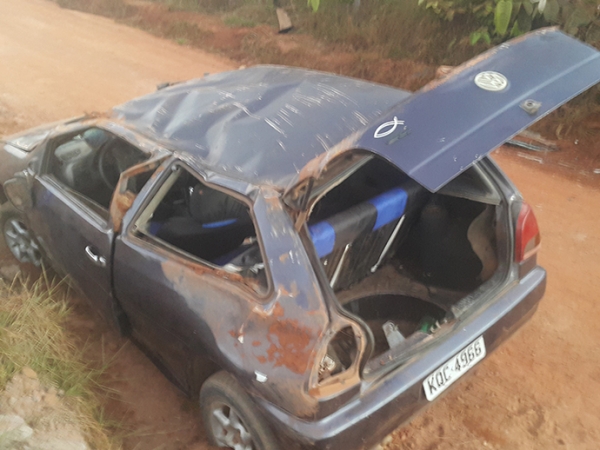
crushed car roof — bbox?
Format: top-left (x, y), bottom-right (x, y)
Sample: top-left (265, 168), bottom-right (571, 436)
top-left (113, 29), bottom-right (600, 193)
top-left (112, 66), bottom-right (410, 188)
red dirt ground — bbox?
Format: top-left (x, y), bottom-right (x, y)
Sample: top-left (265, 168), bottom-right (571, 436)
top-left (1, 1), bottom-right (599, 449)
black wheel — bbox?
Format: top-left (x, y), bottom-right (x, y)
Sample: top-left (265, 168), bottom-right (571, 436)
top-left (0, 203), bottom-right (42, 267)
top-left (200, 371), bottom-right (278, 450)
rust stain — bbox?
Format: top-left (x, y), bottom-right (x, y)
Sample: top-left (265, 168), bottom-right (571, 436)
top-left (278, 281), bottom-right (299, 299)
top-left (264, 192), bottom-right (282, 213)
top-left (291, 132), bottom-right (360, 190)
top-left (251, 303), bottom-right (279, 319)
top-left (148, 162), bottom-right (168, 180)
top-left (249, 302), bottom-right (314, 373)
top-left (279, 252), bottom-right (290, 263)
top-left (164, 256), bottom-right (260, 290)
top-left (110, 155), bottom-right (168, 232)
top-left (272, 302), bottom-right (285, 318)
top-left (126, 159), bottom-right (161, 177)
top-left (110, 190), bottom-right (136, 233)
top-left (266, 317), bottom-right (313, 374)
top-left (278, 284), bottom-right (291, 297)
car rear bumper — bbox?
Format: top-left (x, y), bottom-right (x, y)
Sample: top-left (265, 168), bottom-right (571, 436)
top-left (257, 266), bottom-right (546, 450)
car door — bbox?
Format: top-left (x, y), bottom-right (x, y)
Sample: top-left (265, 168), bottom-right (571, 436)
top-left (27, 126), bottom-right (150, 323)
top-left (31, 176), bottom-right (115, 319)
top-left (112, 160), bottom-right (269, 393)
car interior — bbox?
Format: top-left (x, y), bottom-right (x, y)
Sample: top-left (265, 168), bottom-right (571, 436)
top-left (47, 127), bottom-right (148, 212)
top-left (134, 166), bottom-right (267, 288)
top-left (307, 156), bottom-right (502, 374)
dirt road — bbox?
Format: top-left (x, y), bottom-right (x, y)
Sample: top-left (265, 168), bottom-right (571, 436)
top-left (0, 0), bottom-right (232, 133)
top-left (1, 1), bottom-right (599, 449)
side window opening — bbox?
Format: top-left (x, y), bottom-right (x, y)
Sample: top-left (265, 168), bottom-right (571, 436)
top-left (134, 165), bottom-right (266, 289)
top-left (47, 127), bottom-right (147, 210)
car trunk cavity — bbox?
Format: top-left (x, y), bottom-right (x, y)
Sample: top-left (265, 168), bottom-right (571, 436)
top-left (303, 155), bottom-right (509, 379)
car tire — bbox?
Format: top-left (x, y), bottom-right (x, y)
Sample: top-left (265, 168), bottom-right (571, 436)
top-left (0, 202), bottom-right (43, 267)
top-left (200, 371), bottom-right (278, 450)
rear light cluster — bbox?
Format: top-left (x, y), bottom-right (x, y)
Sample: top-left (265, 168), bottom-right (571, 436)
top-left (309, 325), bottom-right (364, 401)
top-left (317, 326), bottom-right (357, 383)
top-left (515, 202), bottom-right (541, 263)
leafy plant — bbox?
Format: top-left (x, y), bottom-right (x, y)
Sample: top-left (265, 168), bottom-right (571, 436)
top-left (308, 0), bottom-right (320, 12)
top-left (418, 0), bottom-right (600, 45)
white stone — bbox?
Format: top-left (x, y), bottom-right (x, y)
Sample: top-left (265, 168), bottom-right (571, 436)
top-left (26, 437), bottom-right (89, 450)
top-left (0, 414), bottom-right (34, 445)
top-left (0, 264), bottom-right (20, 281)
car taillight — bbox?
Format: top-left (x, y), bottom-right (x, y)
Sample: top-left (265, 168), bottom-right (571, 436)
top-left (515, 202), bottom-right (541, 263)
top-left (309, 325), bottom-right (364, 400)
top-left (317, 326), bottom-right (357, 383)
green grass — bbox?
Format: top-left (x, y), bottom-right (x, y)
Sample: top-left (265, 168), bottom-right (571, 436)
top-left (56, 0), bottom-right (135, 18)
top-left (0, 274), bottom-right (119, 449)
top-left (50, 0), bottom-right (600, 141)
top-left (223, 15), bottom-right (256, 28)
top-left (164, 20), bottom-right (212, 46)
top-left (223, 3), bottom-right (276, 28)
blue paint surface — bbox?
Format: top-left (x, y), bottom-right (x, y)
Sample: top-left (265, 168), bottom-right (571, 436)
top-left (309, 221), bottom-right (336, 258)
top-left (202, 218), bottom-right (238, 228)
top-left (370, 188), bottom-right (407, 230)
top-left (356, 29), bottom-right (600, 191)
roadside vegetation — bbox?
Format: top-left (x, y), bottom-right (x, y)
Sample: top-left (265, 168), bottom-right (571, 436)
top-left (0, 275), bottom-right (120, 449)
top-left (158, 0), bottom-right (600, 63)
top-left (52, 0), bottom-right (599, 139)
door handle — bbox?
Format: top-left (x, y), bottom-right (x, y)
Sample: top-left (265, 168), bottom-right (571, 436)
top-left (85, 245), bottom-right (107, 268)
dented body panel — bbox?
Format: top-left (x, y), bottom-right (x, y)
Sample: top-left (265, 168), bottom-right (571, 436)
top-left (113, 169), bottom-right (332, 416)
top-left (112, 65), bottom-right (410, 189)
top-left (258, 268), bottom-right (546, 449)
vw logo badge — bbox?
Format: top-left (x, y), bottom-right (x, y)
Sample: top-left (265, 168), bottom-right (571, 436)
top-left (474, 71), bottom-right (508, 92)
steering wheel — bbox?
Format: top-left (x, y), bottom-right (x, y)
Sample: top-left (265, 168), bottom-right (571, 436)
top-left (97, 143), bottom-right (122, 190)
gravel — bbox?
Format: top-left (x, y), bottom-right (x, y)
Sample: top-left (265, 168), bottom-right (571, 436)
top-left (0, 368), bottom-right (89, 450)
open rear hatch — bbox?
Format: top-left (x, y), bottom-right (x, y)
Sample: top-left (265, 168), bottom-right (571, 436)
top-left (299, 29), bottom-right (600, 381)
top-left (357, 28), bottom-right (600, 191)
top-left (286, 28), bottom-right (600, 198)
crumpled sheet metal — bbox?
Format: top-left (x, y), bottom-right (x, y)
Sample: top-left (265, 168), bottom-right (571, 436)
top-left (112, 65), bottom-right (409, 190)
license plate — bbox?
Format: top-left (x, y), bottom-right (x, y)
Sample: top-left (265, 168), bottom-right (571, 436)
top-left (423, 336), bottom-right (486, 401)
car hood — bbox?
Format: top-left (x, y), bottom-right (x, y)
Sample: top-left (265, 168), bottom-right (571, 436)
top-left (291, 28), bottom-right (600, 194)
top-left (2, 126), bottom-right (53, 152)
top-left (1, 116), bottom-right (88, 152)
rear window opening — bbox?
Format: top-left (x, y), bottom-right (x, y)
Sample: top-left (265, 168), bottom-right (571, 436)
top-left (305, 156), bottom-right (507, 363)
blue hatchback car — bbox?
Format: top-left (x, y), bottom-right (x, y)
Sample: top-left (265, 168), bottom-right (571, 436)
top-left (1, 28), bottom-right (599, 450)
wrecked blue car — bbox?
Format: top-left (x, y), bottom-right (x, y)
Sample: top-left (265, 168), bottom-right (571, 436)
top-left (1, 29), bottom-right (599, 450)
